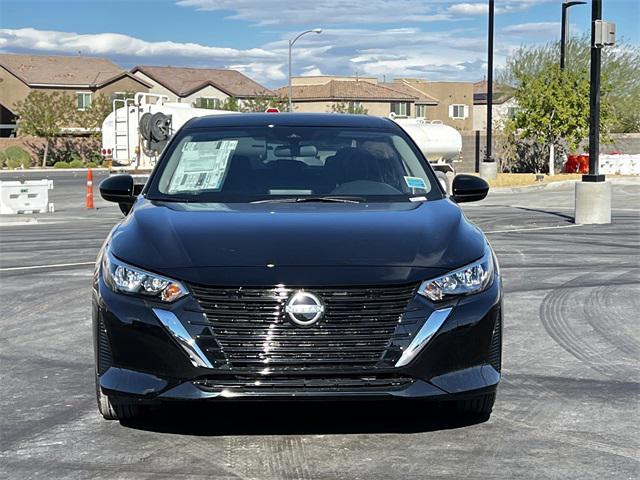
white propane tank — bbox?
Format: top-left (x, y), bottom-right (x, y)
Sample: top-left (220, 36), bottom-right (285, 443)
top-left (390, 115), bottom-right (462, 164)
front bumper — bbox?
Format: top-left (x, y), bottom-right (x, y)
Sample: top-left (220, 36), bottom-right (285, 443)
top-left (93, 273), bottom-right (502, 402)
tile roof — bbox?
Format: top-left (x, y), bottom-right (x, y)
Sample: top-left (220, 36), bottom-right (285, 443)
top-left (275, 80), bottom-right (416, 101)
top-left (473, 79), bottom-right (514, 104)
top-left (379, 81), bottom-right (439, 104)
top-left (132, 65), bottom-right (272, 98)
top-left (0, 53), bottom-right (147, 87)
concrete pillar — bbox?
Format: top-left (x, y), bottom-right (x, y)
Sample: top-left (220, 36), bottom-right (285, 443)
top-left (479, 162), bottom-right (498, 181)
top-left (574, 181), bottom-right (611, 224)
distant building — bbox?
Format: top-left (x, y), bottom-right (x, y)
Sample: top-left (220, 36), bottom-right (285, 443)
top-left (379, 80), bottom-right (439, 118)
top-left (473, 80), bottom-right (517, 131)
top-left (130, 65), bottom-right (273, 108)
top-left (399, 79), bottom-right (475, 132)
top-left (279, 75), bottom-right (438, 117)
top-left (0, 53), bottom-right (151, 136)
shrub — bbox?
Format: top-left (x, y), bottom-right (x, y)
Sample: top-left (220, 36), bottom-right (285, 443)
top-left (69, 159), bottom-right (84, 168)
top-left (27, 137), bottom-right (100, 166)
top-left (86, 150), bottom-right (103, 166)
top-left (3, 146), bottom-right (32, 169)
top-left (87, 161), bottom-right (99, 168)
top-left (53, 161), bottom-right (71, 169)
top-left (6, 157), bottom-right (23, 169)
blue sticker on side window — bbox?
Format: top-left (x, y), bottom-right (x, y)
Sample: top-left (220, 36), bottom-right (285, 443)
top-left (404, 176), bottom-right (427, 190)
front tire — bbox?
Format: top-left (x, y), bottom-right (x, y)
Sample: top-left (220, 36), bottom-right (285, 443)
top-left (95, 374), bottom-right (145, 421)
top-left (454, 392), bottom-right (495, 417)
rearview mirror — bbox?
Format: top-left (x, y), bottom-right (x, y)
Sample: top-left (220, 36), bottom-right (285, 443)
top-left (451, 174), bottom-right (489, 203)
top-left (100, 175), bottom-right (136, 213)
top-left (274, 145), bottom-right (318, 157)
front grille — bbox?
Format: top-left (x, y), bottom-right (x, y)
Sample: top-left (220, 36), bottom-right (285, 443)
top-left (189, 283), bottom-right (418, 373)
top-left (194, 375), bottom-right (414, 392)
top-left (488, 315), bottom-right (502, 372)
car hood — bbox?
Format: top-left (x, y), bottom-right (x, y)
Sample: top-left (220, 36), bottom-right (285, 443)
top-left (110, 198), bottom-right (486, 284)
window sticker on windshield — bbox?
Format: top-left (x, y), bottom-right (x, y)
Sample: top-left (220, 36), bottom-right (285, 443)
top-left (404, 176), bottom-right (427, 190)
top-left (168, 140), bottom-right (238, 193)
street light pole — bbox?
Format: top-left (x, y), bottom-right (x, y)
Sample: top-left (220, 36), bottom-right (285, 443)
top-left (574, 0), bottom-right (612, 225)
top-left (479, 0), bottom-right (497, 180)
top-left (288, 28), bottom-right (322, 112)
top-left (586, 0), bottom-right (603, 181)
top-left (560, 1), bottom-right (586, 69)
top-left (485, 0), bottom-right (494, 163)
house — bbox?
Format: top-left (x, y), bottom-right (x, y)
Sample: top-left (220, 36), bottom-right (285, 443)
top-left (130, 65), bottom-right (273, 108)
top-left (380, 79), bottom-right (439, 118)
top-left (399, 79), bottom-right (475, 131)
top-left (277, 76), bottom-right (426, 117)
top-left (473, 80), bottom-right (517, 131)
top-left (0, 53), bottom-right (151, 136)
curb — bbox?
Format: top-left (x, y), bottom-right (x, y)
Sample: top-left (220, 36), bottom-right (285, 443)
top-left (490, 180), bottom-right (576, 194)
top-left (0, 168), bottom-right (109, 174)
top-left (490, 176), bottom-right (639, 194)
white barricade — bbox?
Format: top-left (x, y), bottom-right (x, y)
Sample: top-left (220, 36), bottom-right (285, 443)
top-left (599, 154), bottom-right (640, 175)
top-left (0, 180), bottom-right (54, 214)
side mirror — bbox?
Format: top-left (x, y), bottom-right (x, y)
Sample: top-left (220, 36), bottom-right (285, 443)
top-left (451, 174), bottom-right (489, 203)
top-left (100, 175), bottom-right (136, 211)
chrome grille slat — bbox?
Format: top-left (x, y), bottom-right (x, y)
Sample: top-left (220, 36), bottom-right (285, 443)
top-left (189, 283), bottom-right (418, 373)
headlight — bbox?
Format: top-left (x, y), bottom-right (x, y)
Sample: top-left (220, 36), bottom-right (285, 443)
top-left (102, 250), bottom-right (187, 302)
top-left (418, 246), bottom-right (494, 302)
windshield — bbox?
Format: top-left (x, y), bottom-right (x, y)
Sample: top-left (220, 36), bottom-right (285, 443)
top-left (147, 125), bottom-right (441, 203)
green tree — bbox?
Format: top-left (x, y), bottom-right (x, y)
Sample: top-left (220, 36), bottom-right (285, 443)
top-left (330, 101), bottom-right (368, 114)
top-left (77, 93), bottom-right (112, 137)
top-left (219, 96), bottom-right (242, 111)
top-left (14, 91), bottom-right (75, 167)
top-left (500, 35), bottom-right (640, 133)
top-left (242, 95), bottom-right (289, 112)
top-left (505, 64), bottom-right (612, 173)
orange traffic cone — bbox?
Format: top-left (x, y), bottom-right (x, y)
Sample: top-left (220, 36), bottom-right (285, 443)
top-left (86, 168), bottom-right (94, 209)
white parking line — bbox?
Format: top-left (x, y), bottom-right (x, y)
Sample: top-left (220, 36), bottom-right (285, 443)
top-left (485, 224), bottom-right (581, 234)
top-left (0, 261), bottom-right (95, 272)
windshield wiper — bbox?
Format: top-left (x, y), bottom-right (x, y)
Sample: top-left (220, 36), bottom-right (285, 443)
top-left (251, 196), bottom-right (364, 204)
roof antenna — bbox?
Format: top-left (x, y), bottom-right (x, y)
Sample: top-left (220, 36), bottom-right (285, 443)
top-left (356, 71), bottom-right (359, 81)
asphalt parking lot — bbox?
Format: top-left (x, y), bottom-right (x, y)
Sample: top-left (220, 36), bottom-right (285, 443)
top-left (1, 171), bottom-right (639, 479)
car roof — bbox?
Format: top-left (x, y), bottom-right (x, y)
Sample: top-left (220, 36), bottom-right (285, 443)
top-left (183, 112), bottom-right (398, 130)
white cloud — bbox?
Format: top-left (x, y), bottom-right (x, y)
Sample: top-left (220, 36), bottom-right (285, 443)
top-left (300, 66), bottom-right (324, 76)
top-left (0, 28), bottom-right (274, 60)
top-left (228, 62), bottom-right (286, 81)
top-left (503, 22), bottom-right (562, 37)
top-left (176, 0), bottom-right (451, 25)
top-left (448, 3), bottom-right (487, 16)
top-left (176, 0), bottom-right (558, 25)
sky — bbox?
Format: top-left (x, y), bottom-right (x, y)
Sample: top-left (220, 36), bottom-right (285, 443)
top-left (0, 0), bottom-right (638, 88)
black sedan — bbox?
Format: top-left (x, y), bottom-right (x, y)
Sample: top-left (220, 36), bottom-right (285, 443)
top-left (94, 113), bottom-right (502, 421)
